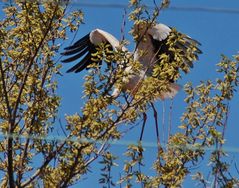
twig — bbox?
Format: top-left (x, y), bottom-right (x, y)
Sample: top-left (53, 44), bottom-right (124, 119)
top-left (0, 59), bottom-right (12, 119)
top-left (84, 141), bottom-right (108, 167)
top-left (15, 3), bottom-right (60, 187)
top-left (17, 122), bottom-right (34, 186)
top-left (60, 141), bottom-right (108, 188)
top-left (21, 141), bottom-right (66, 187)
top-left (0, 58), bottom-right (14, 187)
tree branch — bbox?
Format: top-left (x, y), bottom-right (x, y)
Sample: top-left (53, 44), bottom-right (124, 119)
top-left (0, 58), bottom-right (15, 188)
top-left (20, 141), bottom-right (66, 187)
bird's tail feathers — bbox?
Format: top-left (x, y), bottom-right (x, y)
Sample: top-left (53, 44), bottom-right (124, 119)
top-left (160, 83), bottom-right (181, 100)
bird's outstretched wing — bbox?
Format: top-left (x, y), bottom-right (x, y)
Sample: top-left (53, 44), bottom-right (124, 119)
top-left (133, 23), bottom-right (202, 99)
top-left (148, 23), bottom-right (202, 70)
top-left (61, 29), bottom-right (124, 73)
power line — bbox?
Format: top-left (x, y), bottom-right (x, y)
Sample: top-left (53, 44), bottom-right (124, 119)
top-left (0, 132), bottom-right (239, 153)
top-left (0, 1), bottom-right (239, 15)
top-left (72, 2), bottom-right (239, 15)
top-left (169, 5), bottom-right (239, 14)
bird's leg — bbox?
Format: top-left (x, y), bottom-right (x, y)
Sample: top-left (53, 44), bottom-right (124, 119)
top-left (162, 100), bottom-right (165, 144)
top-left (139, 112), bottom-right (147, 141)
top-left (138, 113), bottom-right (147, 188)
top-left (150, 102), bottom-right (160, 147)
top-left (168, 99), bottom-right (173, 143)
top-left (138, 112), bottom-right (146, 181)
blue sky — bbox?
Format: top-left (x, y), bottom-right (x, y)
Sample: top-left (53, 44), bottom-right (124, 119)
top-left (58, 1), bottom-right (239, 187)
top-left (1, 0), bottom-right (239, 187)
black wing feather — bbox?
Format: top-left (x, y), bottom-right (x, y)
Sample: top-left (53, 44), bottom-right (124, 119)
top-left (61, 40), bottom-right (90, 56)
top-left (61, 46), bottom-right (89, 63)
top-left (66, 52), bottom-right (92, 73)
top-left (62, 31), bottom-right (116, 73)
top-left (61, 32), bottom-right (103, 73)
top-left (150, 36), bottom-right (174, 61)
top-left (150, 31), bottom-right (201, 69)
top-left (64, 33), bottom-right (90, 50)
top-left (177, 39), bottom-right (202, 55)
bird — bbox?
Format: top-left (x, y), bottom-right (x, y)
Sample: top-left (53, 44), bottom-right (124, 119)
top-left (61, 22), bottom-right (201, 99)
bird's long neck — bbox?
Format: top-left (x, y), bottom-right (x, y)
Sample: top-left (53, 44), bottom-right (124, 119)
top-left (134, 35), bottom-right (156, 73)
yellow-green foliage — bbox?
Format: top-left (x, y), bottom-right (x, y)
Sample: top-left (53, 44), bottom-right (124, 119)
top-left (1, 0), bottom-right (239, 187)
top-left (0, 1), bottom-right (84, 187)
top-left (118, 55), bottom-right (239, 188)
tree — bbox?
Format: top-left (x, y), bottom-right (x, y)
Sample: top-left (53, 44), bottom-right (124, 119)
top-left (0, 0), bottom-right (239, 187)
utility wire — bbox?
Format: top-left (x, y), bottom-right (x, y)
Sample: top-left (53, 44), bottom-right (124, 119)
top-left (0, 1), bottom-right (239, 14)
top-left (0, 132), bottom-right (239, 153)
top-left (70, 2), bottom-right (239, 15)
